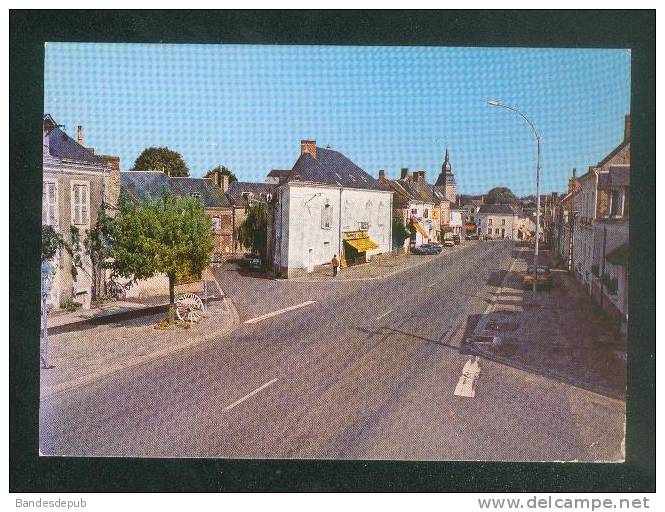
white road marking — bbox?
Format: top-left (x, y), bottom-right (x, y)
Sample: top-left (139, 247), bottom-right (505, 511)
top-left (244, 301), bottom-right (317, 324)
top-left (224, 378), bottom-right (279, 411)
top-left (454, 357), bottom-right (481, 398)
top-left (375, 310), bottom-right (393, 320)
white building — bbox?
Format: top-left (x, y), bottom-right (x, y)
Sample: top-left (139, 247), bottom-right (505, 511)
top-left (448, 208), bottom-right (464, 237)
top-left (273, 141), bottom-right (393, 277)
top-left (477, 204), bottom-right (519, 239)
top-left (42, 114), bottom-right (116, 309)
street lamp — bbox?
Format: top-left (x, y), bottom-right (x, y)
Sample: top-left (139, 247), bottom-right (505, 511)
top-left (487, 99), bottom-right (541, 303)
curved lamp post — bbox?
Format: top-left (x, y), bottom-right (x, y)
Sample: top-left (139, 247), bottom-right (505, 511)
top-left (487, 99), bottom-right (541, 303)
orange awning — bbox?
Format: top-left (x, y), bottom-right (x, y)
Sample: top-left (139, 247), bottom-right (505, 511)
top-left (345, 237), bottom-right (379, 252)
top-left (413, 222), bottom-right (429, 238)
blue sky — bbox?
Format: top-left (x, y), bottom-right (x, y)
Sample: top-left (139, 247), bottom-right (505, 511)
top-left (44, 43), bottom-right (630, 196)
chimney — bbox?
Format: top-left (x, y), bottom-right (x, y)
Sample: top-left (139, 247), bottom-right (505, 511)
top-left (568, 168), bottom-right (577, 194)
top-left (417, 171), bottom-right (426, 183)
top-left (624, 114), bottom-right (631, 141)
top-left (77, 125), bottom-right (83, 145)
top-left (378, 169), bottom-right (385, 180)
top-left (400, 167), bottom-right (411, 180)
top-left (300, 140), bottom-right (317, 159)
top-left (222, 174), bottom-right (229, 193)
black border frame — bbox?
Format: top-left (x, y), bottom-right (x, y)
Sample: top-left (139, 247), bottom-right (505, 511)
top-left (10, 10), bottom-right (655, 492)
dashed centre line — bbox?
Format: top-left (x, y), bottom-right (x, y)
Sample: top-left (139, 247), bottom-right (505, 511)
top-left (244, 301), bottom-right (317, 324)
top-left (224, 378), bottom-right (279, 411)
top-left (375, 310), bottom-right (393, 320)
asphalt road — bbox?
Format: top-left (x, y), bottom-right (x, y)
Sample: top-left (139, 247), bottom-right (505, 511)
top-left (39, 241), bottom-right (625, 461)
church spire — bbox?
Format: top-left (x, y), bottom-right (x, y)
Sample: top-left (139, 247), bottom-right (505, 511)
top-left (443, 147), bottom-right (451, 173)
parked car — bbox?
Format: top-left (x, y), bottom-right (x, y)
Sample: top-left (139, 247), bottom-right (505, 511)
top-left (248, 256), bottom-right (263, 271)
top-left (523, 265), bottom-right (553, 289)
top-left (443, 239), bottom-right (455, 248)
top-left (452, 234), bottom-right (461, 245)
top-left (413, 244), bottom-right (439, 255)
top-left (429, 243), bottom-right (443, 253)
top-left (466, 233), bottom-right (479, 240)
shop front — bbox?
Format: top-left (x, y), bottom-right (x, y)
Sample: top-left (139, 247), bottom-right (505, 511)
top-left (341, 230), bottom-right (380, 267)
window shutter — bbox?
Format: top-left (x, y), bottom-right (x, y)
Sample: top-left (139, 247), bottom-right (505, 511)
top-left (81, 186), bottom-right (88, 224)
top-left (42, 184), bottom-right (47, 224)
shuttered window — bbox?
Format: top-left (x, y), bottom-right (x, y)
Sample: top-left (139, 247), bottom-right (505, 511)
top-left (42, 181), bottom-right (58, 226)
top-left (71, 182), bottom-right (89, 226)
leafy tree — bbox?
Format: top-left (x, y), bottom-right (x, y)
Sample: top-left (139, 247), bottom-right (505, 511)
top-left (132, 147), bottom-right (189, 177)
top-left (237, 203), bottom-right (268, 261)
top-left (485, 187), bottom-right (518, 205)
top-left (41, 225), bottom-right (62, 261)
top-left (107, 193), bottom-right (215, 322)
top-left (392, 218), bottom-right (410, 250)
top-left (205, 165), bottom-right (237, 183)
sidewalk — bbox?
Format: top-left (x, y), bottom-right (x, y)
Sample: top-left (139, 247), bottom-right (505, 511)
top-left (286, 243), bottom-right (473, 282)
top-left (465, 246), bottom-right (627, 400)
top-left (46, 275), bottom-right (223, 334)
top-left (40, 274), bottom-right (239, 399)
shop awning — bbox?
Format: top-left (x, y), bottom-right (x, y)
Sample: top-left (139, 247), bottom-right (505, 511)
top-left (413, 222), bottom-right (429, 238)
top-left (606, 242), bottom-right (629, 266)
top-left (345, 237), bottom-right (380, 252)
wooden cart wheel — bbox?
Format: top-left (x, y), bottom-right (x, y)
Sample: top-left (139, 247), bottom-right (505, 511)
top-left (175, 293), bottom-right (204, 323)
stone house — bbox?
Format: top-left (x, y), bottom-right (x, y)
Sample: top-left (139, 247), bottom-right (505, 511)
top-left (273, 141), bottom-right (393, 278)
top-left (591, 164), bottom-right (629, 333)
top-left (42, 114), bottom-right (119, 310)
top-left (572, 115), bottom-right (630, 289)
top-left (378, 168), bottom-right (441, 248)
top-left (477, 204), bottom-right (520, 239)
top-left (120, 170), bottom-right (234, 259)
top-left (225, 180), bottom-right (276, 255)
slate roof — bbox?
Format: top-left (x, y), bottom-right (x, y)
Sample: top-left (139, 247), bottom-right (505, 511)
top-left (44, 115), bottom-right (106, 166)
top-left (598, 165), bottom-right (630, 189)
top-left (226, 181), bottom-right (276, 207)
top-left (120, 171), bottom-right (231, 208)
top-left (288, 147), bottom-right (383, 190)
top-left (398, 178), bottom-right (439, 203)
top-left (478, 204), bottom-right (520, 215)
top-left (169, 177), bottom-right (231, 208)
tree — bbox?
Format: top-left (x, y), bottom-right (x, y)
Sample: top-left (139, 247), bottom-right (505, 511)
top-left (107, 193), bottom-right (215, 322)
top-left (485, 187), bottom-right (518, 205)
top-left (392, 218), bottom-right (410, 250)
top-left (42, 225), bottom-right (62, 261)
top-left (205, 165), bottom-right (237, 183)
top-left (132, 147), bottom-right (189, 177)
top-left (237, 203), bottom-right (268, 260)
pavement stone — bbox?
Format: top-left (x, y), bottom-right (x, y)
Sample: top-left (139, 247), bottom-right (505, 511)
top-left (40, 287), bottom-right (238, 399)
top-left (286, 243), bottom-right (472, 282)
top-left (466, 246), bottom-right (627, 400)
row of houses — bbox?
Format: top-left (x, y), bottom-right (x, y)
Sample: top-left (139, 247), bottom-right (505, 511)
top-left (551, 115), bottom-right (631, 335)
top-left (41, 111), bottom-right (476, 306)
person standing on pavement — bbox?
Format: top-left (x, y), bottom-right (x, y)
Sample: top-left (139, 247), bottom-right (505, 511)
top-left (331, 255), bottom-right (339, 277)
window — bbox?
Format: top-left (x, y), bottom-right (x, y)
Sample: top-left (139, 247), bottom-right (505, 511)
top-left (212, 216), bottom-right (222, 233)
top-left (411, 208), bottom-right (418, 215)
top-left (321, 203), bottom-right (333, 229)
top-left (495, 228), bottom-right (499, 235)
top-left (610, 190), bottom-right (621, 217)
top-left (190, 192), bottom-right (201, 199)
top-left (502, 218), bottom-right (506, 226)
top-left (487, 227), bottom-right (491, 235)
top-left (424, 208), bottom-right (429, 218)
top-left (71, 181), bottom-right (89, 226)
top-left (488, 218), bottom-right (493, 226)
top-left (43, 181), bottom-right (58, 226)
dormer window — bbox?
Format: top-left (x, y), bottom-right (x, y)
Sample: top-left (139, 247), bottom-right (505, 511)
top-left (190, 192), bottom-right (201, 199)
top-left (242, 192), bottom-right (253, 200)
